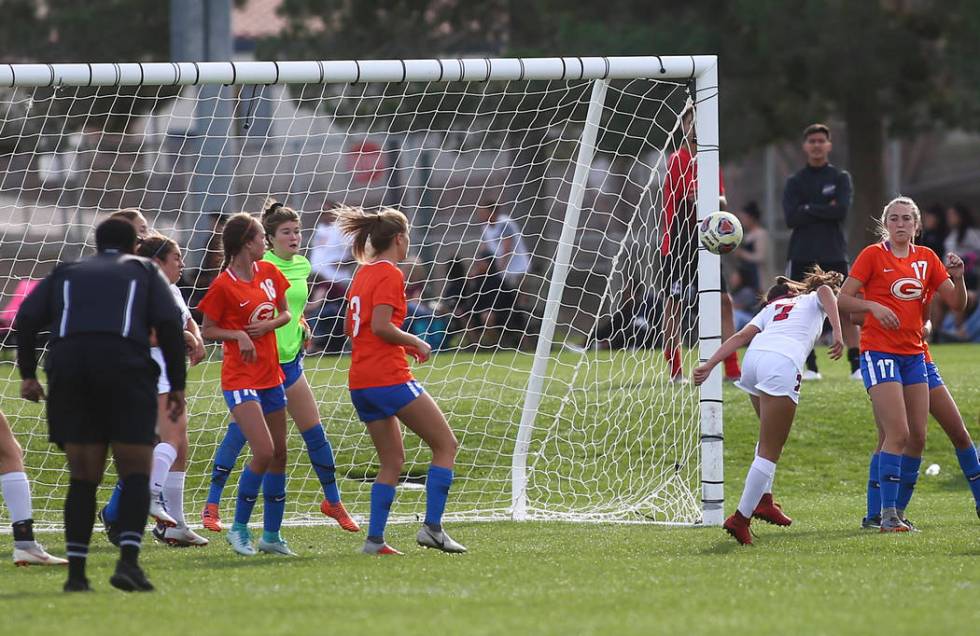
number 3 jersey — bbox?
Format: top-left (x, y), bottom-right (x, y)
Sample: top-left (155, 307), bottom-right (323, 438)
top-left (849, 242), bottom-right (949, 355)
top-left (197, 260), bottom-right (290, 391)
top-left (346, 260), bottom-right (413, 390)
top-left (747, 292), bottom-right (827, 372)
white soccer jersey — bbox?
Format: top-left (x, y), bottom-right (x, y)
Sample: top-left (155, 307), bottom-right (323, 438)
top-left (151, 284), bottom-right (192, 393)
top-left (746, 291), bottom-right (827, 371)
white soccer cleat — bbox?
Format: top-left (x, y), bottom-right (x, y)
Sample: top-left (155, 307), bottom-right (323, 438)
top-left (850, 368), bottom-right (863, 381)
top-left (153, 523), bottom-right (209, 547)
top-left (13, 542), bottom-right (68, 566)
top-left (226, 526), bottom-right (256, 556)
top-left (257, 536), bottom-right (297, 556)
top-left (416, 526), bottom-right (467, 554)
top-left (149, 495), bottom-right (178, 528)
top-left (801, 370), bottom-right (822, 381)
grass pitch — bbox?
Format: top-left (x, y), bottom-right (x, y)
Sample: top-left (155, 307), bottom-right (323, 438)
top-left (1, 345), bottom-right (978, 635)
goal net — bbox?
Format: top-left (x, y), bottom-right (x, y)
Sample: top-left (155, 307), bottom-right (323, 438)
top-left (0, 57), bottom-right (723, 530)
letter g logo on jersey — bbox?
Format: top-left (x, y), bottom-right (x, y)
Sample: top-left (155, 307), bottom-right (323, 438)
top-left (249, 302), bottom-right (276, 324)
top-left (890, 277), bottom-right (924, 300)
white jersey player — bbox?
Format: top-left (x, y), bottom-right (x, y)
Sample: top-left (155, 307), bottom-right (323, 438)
top-left (693, 268), bottom-right (845, 545)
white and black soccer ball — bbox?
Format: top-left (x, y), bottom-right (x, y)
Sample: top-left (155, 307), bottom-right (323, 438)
top-left (698, 211), bottom-right (743, 255)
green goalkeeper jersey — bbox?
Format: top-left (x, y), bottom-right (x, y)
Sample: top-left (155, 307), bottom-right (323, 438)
top-left (263, 251), bottom-right (312, 363)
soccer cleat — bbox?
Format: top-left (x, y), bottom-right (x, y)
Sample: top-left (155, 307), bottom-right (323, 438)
top-left (801, 370), bottom-right (822, 381)
top-left (362, 540), bottom-right (403, 556)
top-left (752, 493), bottom-right (792, 526)
top-left (861, 515), bottom-right (882, 530)
top-left (899, 517), bottom-right (920, 533)
top-left (416, 525), bottom-right (467, 554)
top-left (723, 374), bottom-right (741, 383)
top-left (320, 500), bottom-right (361, 533)
top-left (669, 374), bottom-right (690, 385)
top-left (879, 516), bottom-right (910, 533)
top-left (152, 523), bottom-right (209, 547)
top-left (723, 510), bottom-right (753, 545)
top-left (13, 542), bottom-right (68, 566)
top-left (64, 577), bottom-right (92, 592)
top-left (257, 536), bottom-right (297, 556)
top-left (226, 526), bottom-right (256, 556)
top-left (201, 503), bottom-right (224, 533)
top-left (109, 560), bottom-right (154, 592)
top-left (149, 495), bottom-right (177, 528)
top-left (99, 506), bottom-right (121, 546)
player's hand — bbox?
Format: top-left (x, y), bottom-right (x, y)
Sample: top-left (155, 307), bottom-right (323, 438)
top-left (20, 379), bottom-right (45, 402)
top-left (301, 318), bottom-right (313, 349)
top-left (245, 320), bottom-right (274, 338)
top-left (828, 337), bottom-right (844, 360)
top-left (692, 364), bottom-right (712, 386)
top-left (189, 337), bottom-right (206, 366)
top-left (870, 302), bottom-right (900, 329)
top-left (166, 390), bottom-right (185, 423)
top-left (922, 319), bottom-right (933, 340)
top-left (237, 332), bottom-right (257, 363)
top-left (945, 252), bottom-right (965, 280)
top-left (408, 339), bottom-right (432, 363)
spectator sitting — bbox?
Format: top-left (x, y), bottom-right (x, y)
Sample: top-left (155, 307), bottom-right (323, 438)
top-left (588, 282), bottom-right (656, 350)
top-left (729, 269), bottom-right (761, 331)
top-left (920, 204), bottom-right (948, 259)
top-left (456, 252), bottom-right (524, 349)
top-left (310, 207), bottom-right (354, 295)
top-left (733, 201), bottom-right (770, 291)
top-left (478, 199), bottom-right (531, 288)
top-left (398, 257), bottom-right (451, 352)
top-left (939, 290), bottom-right (980, 343)
top-left (944, 203), bottom-right (980, 288)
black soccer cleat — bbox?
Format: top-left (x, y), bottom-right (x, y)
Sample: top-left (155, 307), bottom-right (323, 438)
top-left (99, 507), bottom-right (121, 547)
top-left (109, 560), bottom-right (154, 592)
top-left (860, 515), bottom-right (881, 530)
top-left (63, 577), bottom-right (92, 592)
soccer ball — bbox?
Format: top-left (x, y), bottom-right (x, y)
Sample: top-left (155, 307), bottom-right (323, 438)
top-left (698, 211), bottom-right (743, 255)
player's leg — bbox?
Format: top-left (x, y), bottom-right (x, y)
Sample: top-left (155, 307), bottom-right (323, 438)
top-left (397, 390), bottom-right (466, 553)
top-left (663, 292), bottom-right (684, 381)
top-left (720, 281), bottom-right (741, 381)
top-left (869, 381), bottom-right (912, 532)
top-left (147, 394), bottom-right (181, 528)
top-left (202, 420), bottom-right (247, 530)
top-left (286, 372), bottom-right (358, 531)
top-left (863, 422), bottom-right (886, 529)
top-left (894, 361), bottom-right (929, 528)
top-left (257, 398), bottom-right (296, 557)
top-left (225, 399), bottom-right (275, 556)
top-left (362, 416), bottom-right (405, 555)
top-left (108, 441), bottom-right (155, 591)
top-left (154, 399), bottom-right (207, 547)
top-left (63, 442), bottom-right (109, 591)
top-left (929, 384), bottom-right (980, 517)
top-left (0, 413), bottom-right (66, 566)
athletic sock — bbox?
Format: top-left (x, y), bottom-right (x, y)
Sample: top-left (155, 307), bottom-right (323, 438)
top-left (234, 465), bottom-right (263, 527)
top-left (848, 347), bottom-right (860, 373)
top-left (955, 446), bottom-right (980, 506)
top-left (149, 443), bottom-right (178, 498)
top-left (866, 453), bottom-right (881, 519)
top-left (163, 471), bottom-right (187, 527)
top-left (878, 452), bottom-right (902, 510)
top-left (805, 350), bottom-right (819, 374)
top-left (723, 352), bottom-right (741, 378)
top-left (665, 348), bottom-right (682, 378)
top-left (1, 471), bottom-right (33, 534)
top-left (262, 472), bottom-right (286, 535)
top-left (116, 473), bottom-right (149, 565)
top-left (103, 480), bottom-right (123, 523)
top-left (896, 455), bottom-right (922, 512)
top-left (207, 422), bottom-right (247, 505)
top-left (301, 424), bottom-right (340, 504)
top-left (737, 456), bottom-right (776, 519)
top-left (65, 479), bottom-right (98, 581)
top-left (367, 482), bottom-right (396, 542)
top-left (424, 465), bottom-right (454, 531)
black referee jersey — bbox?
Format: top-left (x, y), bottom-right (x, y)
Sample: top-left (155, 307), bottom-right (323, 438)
top-left (15, 249), bottom-right (186, 392)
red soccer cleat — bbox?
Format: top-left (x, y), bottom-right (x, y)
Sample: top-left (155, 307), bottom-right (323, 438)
top-left (320, 500), bottom-right (361, 533)
top-left (723, 510), bottom-right (753, 545)
top-left (753, 493), bottom-right (793, 526)
top-left (201, 503), bottom-right (224, 533)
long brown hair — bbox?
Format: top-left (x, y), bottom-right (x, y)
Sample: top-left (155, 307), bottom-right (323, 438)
top-left (221, 212), bottom-right (262, 270)
top-left (137, 232), bottom-right (178, 263)
top-left (334, 206), bottom-right (408, 263)
top-left (261, 198), bottom-right (301, 248)
top-left (763, 265), bottom-right (843, 304)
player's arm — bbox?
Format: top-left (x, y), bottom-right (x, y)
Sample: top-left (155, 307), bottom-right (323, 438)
top-left (837, 276), bottom-right (900, 329)
top-left (201, 314), bottom-right (257, 363)
top-left (185, 315), bottom-right (206, 365)
top-left (936, 252), bottom-right (967, 312)
top-left (14, 274), bottom-right (55, 401)
top-left (692, 324), bottom-right (760, 385)
top-left (371, 303), bottom-right (431, 363)
top-left (816, 285), bottom-right (844, 360)
top-left (245, 295), bottom-right (291, 338)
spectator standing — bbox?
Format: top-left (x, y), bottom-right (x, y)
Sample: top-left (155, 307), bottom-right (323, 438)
top-left (782, 123), bottom-right (860, 380)
top-left (733, 201), bottom-right (770, 291)
top-left (310, 208), bottom-right (354, 290)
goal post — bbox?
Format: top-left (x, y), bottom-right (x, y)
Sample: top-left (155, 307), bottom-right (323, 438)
top-left (0, 55), bottom-right (723, 529)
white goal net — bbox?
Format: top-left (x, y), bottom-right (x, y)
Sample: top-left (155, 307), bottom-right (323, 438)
top-left (0, 57), bottom-right (724, 530)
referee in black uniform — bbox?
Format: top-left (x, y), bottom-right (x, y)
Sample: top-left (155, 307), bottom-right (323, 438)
top-left (16, 218), bottom-right (186, 592)
top-left (783, 122), bottom-right (860, 379)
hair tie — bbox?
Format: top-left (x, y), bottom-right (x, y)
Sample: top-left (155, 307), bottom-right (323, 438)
top-left (269, 202), bottom-right (284, 213)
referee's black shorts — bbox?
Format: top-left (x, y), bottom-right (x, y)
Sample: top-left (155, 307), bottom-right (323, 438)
top-left (788, 260), bottom-right (849, 283)
top-left (46, 335), bottom-right (158, 447)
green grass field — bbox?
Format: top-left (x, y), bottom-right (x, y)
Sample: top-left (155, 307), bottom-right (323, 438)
top-left (1, 345), bottom-right (978, 635)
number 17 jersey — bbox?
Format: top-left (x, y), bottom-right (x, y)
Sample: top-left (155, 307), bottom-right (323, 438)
top-left (346, 260), bottom-right (412, 390)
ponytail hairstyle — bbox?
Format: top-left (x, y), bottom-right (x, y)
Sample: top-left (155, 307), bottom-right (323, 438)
top-left (260, 198), bottom-right (301, 248)
top-left (221, 212), bottom-right (263, 270)
top-left (877, 196), bottom-right (921, 242)
top-left (334, 206), bottom-right (409, 263)
top-left (136, 232), bottom-right (178, 263)
top-left (109, 208), bottom-right (149, 239)
top-left (762, 265), bottom-right (843, 305)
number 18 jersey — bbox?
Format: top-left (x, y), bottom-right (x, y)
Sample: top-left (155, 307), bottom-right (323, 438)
top-left (346, 260), bottom-right (412, 390)
top-left (747, 292), bottom-right (827, 372)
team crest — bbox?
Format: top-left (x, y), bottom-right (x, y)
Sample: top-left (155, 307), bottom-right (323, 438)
top-left (250, 302), bottom-right (276, 323)
top-left (890, 278), bottom-right (923, 300)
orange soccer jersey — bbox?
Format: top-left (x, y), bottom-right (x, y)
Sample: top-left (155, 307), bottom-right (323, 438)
top-left (346, 260), bottom-right (413, 390)
top-left (197, 261), bottom-right (290, 391)
top-left (849, 242), bottom-right (949, 355)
